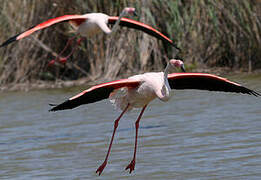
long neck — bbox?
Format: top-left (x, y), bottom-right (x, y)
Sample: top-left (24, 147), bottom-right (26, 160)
top-left (111, 10), bottom-right (126, 33)
top-left (157, 62), bottom-right (171, 102)
top-left (163, 62), bottom-right (170, 84)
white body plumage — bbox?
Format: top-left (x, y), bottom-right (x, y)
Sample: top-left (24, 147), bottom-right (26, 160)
top-left (76, 13), bottom-right (110, 37)
top-left (110, 71), bottom-right (171, 111)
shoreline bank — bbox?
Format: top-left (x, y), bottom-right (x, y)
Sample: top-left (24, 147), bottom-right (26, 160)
top-left (1, 68), bottom-right (261, 92)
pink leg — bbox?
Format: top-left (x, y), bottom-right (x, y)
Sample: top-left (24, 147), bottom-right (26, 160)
top-left (60, 37), bottom-right (84, 63)
top-left (48, 36), bottom-right (82, 66)
top-left (125, 105), bottom-right (148, 173)
top-left (96, 104), bottom-right (130, 176)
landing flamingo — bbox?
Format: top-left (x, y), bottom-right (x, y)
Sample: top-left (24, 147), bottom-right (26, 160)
top-left (0, 7), bottom-right (179, 65)
top-left (49, 59), bottom-right (259, 175)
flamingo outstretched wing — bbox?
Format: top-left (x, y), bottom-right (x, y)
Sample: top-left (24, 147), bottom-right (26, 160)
top-left (108, 17), bottom-right (180, 50)
top-left (0, 15), bottom-right (87, 47)
top-left (49, 79), bottom-right (140, 111)
top-left (168, 73), bottom-right (260, 96)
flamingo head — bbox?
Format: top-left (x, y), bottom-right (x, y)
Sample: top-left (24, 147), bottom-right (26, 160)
top-left (123, 7), bottom-right (137, 16)
top-left (169, 59), bottom-right (186, 72)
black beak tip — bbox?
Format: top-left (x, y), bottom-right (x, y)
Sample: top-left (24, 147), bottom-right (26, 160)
top-left (133, 11), bottom-right (138, 17)
top-left (181, 65), bottom-right (186, 72)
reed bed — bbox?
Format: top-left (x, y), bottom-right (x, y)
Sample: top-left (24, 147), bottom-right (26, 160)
top-left (0, 0), bottom-right (260, 86)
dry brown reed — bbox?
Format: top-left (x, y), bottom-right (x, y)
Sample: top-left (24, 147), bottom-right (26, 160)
top-left (0, 0), bottom-right (260, 86)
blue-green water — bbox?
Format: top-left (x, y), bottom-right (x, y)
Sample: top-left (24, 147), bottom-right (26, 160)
top-left (0, 75), bottom-right (261, 179)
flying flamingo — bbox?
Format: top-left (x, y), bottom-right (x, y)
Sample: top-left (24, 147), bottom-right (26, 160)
top-left (0, 7), bottom-right (179, 65)
top-left (49, 59), bottom-right (259, 175)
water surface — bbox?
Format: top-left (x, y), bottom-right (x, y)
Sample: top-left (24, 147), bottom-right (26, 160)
top-left (0, 75), bottom-right (261, 179)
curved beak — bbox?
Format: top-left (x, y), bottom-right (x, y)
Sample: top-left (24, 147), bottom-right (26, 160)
top-left (133, 10), bottom-right (138, 17)
top-left (181, 64), bottom-right (186, 72)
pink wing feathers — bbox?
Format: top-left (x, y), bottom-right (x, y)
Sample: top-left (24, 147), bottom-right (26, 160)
top-left (0, 15), bottom-right (87, 47)
top-left (49, 79), bottom-right (140, 111)
top-left (108, 17), bottom-right (180, 50)
top-left (1, 15), bottom-right (180, 50)
top-left (168, 73), bottom-right (260, 96)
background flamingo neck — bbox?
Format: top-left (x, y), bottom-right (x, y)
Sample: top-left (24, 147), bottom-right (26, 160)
top-left (111, 10), bottom-right (126, 33)
top-left (164, 62), bottom-right (170, 83)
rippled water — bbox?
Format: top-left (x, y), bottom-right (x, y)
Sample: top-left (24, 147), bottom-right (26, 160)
top-left (0, 75), bottom-right (261, 179)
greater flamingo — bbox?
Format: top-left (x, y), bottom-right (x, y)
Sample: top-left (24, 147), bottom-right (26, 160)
top-left (0, 7), bottom-right (179, 65)
top-left (49, 59), bottom-right (259, 175)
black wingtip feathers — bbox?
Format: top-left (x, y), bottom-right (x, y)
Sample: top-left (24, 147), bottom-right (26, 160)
top-left (0, 33), bottom-right (20, 48)
top-left (250, 90), bottom-right (261, 97)
top-left (49, 100), bottom-right (74, 112)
